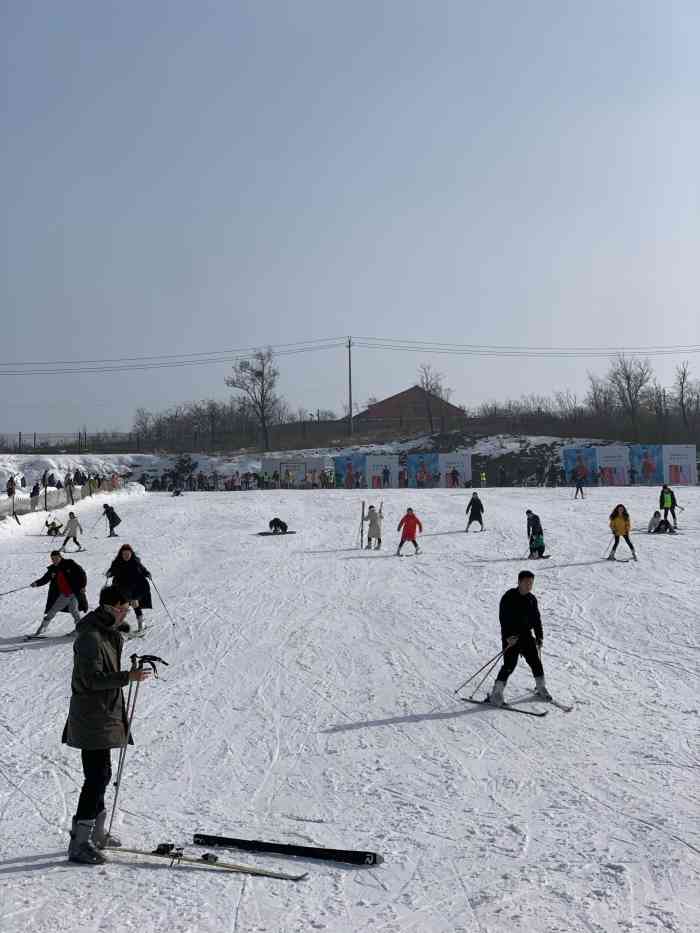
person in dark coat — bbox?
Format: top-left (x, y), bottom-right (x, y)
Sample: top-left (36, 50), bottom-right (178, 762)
top-left (30, 551), bottom-right (88, 636)
top-left (465, 492), bottom-right (485, 531)
top-left (62, 585), bottom-right (152, 865)
top-left (489, 570), bottom-right (551, 706)
top-left (106, 544), bottom-right (152, 633)
top-left (103, 504), bottom-right (121, 537)
top-left (525, 509), bottom-right (546, 558)
top-left (269, 517), bottom-right (288, 534)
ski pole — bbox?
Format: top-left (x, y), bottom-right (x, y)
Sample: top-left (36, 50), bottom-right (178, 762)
top-left (602, 535), bottom-right (614, 559)
top-left (454, 649), bottom-right (505, 694)
top-left (108, 653), bottom-right (168, 838)
top-left (150, 578), bottom-right (176, 627)
top-left (467, 653), bottom-right (503, 700)
top-left (0, 584), bottom-right (33, 598)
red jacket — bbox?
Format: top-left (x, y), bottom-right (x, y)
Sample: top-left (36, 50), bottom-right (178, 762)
top-left (398, 513), bottom-right (422, 539)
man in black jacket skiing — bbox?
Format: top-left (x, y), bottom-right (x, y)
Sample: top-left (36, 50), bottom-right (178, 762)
top-left (29, 551), bottom-right (88, 637)
top-left (62, 585), bottom-right (152, 864)
top-left (489, 570), bottom-right (551, 706)
top-left (465, 492), bottom-right (485, 531)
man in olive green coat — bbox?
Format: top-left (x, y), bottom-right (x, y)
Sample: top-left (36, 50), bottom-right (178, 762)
top-left (62, 585), bottom-right (151, 865)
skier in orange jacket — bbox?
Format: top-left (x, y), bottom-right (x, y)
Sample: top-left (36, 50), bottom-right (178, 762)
top-left (397, 508), bottom-right (423, 555)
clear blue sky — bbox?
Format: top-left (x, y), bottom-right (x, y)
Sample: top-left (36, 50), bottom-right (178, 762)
top-left (2, 1), bottom-right (699, 432)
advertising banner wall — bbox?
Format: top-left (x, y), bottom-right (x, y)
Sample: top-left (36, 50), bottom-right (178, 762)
top-left (439, 452), bottom-right (472, 487)
top-left (406, 453), bottom-right (441, 488)
top-left (366, 455), bottom-right (400, 489)
top-left (662, 445), bottom-right (697, 485)
top-left (628, 445), bottom-right (663, 485)
top-left (595, 445), bottom-right (630, 486)
top-left (333, 454), bottom-right (367, 489)
top-left (561, 446), bottom-right (598, 485)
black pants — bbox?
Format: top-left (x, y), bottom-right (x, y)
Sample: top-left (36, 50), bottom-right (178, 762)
top-left (466, 518), bottom-right (483, 530)
top-left (398, 537), bottom-right (418, 552)
top-left (663, 507), bottom-right (677, 526)
top-left (611, 534), bottom-right (634, 554)
top-left (575, 484), bottom-right (584, 498)
top-left (76, 749), bottom-right (112, 820)
top-left (496, 637), bottom-right (543, 684)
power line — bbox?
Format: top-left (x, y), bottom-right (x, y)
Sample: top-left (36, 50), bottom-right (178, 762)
top-left (353, 337), bottom-right (700, 359)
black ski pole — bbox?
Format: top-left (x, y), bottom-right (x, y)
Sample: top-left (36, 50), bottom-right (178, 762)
top-left (0, 584), bottom-right (33, 598)
top-left (602, 535), bottom-right (614, 559)
top-left (467, 654), bottom-right (503, 700)
top-left (108, 653), bottom-right (168, 838)
top-left (454, 649), bottom-right (505, 694)
top-left (150, 578), bottom-right (176, 626)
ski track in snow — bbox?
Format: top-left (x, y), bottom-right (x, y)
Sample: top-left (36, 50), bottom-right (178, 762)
top-left (0, 486), bottom-right (698, 932)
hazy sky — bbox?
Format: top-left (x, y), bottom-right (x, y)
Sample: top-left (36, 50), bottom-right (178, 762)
top-left (2, 1), bottom-right (699, 433)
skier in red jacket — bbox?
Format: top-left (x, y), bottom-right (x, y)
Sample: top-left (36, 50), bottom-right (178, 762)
top-left (397, 508), bottom-right (423, 555)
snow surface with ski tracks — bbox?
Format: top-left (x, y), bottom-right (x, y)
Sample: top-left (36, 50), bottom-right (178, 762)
top-left (0, 486), bottom-right (698, 932)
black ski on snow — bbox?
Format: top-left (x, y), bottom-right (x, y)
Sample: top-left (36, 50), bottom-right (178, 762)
top-left (103, 843), bottom-right (307, 881)
top-left (193, 832), bottom-right (383, 866)
top-left (531, 692), bottom-right (574, 712)
top-left (460, 698), bottom-right (548, 717)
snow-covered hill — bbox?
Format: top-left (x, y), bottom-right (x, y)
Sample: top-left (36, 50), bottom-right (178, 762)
top-left (0, 486), bottom-right (697, 932)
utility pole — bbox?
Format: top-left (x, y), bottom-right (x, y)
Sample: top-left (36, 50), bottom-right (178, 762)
top-left (347, 336), bottom-right (353, 436)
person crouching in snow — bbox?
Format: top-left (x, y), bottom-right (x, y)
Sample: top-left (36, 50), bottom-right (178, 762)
top-left (269, 517), bottom-right (288, 534)
top-left (525, 510), bottom-right (546, 558)
top-left (489, 570), bottom-right (551, 707)
top-left (397, 507), bottom-right (422, 555)
top-left (363, 504), bottom-right (383, 549)
top-left (608, 504), bottom-right (637, 560)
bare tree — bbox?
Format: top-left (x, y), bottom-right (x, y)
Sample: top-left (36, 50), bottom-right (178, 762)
top-left (674, 361), bottom-right (691, 431)
top-left (225, 348), bottom-right (281, 450)
top-left (585, 373), bottom-right (616, 417)
top-left (606, 355), bottom-right (653, 436)
top-left (648, 381), bottom-right (671, 439)
top-left (418, 363), bottom-right (452, 432)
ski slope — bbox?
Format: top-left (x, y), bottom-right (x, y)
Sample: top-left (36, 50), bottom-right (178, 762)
top-left (0, 486), bottom-right (698, 933)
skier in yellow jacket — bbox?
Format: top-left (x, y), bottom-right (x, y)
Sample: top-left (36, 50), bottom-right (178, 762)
top-left (608, 504), bottom-right (637, 561)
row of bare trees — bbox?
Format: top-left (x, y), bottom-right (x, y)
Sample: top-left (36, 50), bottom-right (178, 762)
top-left (132, 350), bottom-right (700, 451)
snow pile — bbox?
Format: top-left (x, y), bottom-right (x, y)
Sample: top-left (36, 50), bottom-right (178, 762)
top-left (0, 485), bottom-right (697, 931)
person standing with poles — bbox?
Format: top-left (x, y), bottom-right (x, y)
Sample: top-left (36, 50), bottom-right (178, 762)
top-left (465, 492), bottom-right (485, 531)
top-left (363, 503), bottom-right (383, 550)
top-left (103, 503), bottom-right (121, 537)
top-left (62, 585), bottom-right (153, 865)
top-left (28, 550), bottom-right (88, 637)
top-left (106, 544), bottom-right (152, 635)
top-left (396, 507), bottom-right (422, 555)
top-left (489, 570), bottom-right (551, 707)
top-left (659, 484), bottom-right (678, 529)
top-left (608, 504), bottom-right (637, 561)
top-left (60, 512), bottom-right (84, 552)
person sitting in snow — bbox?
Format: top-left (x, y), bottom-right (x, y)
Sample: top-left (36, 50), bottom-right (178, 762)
top-left (269, 518), bottom-right (288, 534)
top-left (46, 519), bottom-right (63, 537)
top-left (647, 510), bottom-right (676, 534)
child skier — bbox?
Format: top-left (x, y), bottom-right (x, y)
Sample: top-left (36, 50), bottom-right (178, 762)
top-left (489, 570), bottom-right (551, 706)
top-left (363, 504), bottom-right (383, 550)
top-left (465, 492), bottom-right (484, 531)
top-left (397, 507), bottom-right (422, 555)
top-left (608, 504), bottom-right (637, 560)
top-left (61, 512), bottom-right (84, 552)
top-left (525, 510), bottom-right (546, 558)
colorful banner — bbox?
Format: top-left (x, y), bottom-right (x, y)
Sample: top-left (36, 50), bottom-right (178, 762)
top-left (406, 453), bottom-right (441, 488)
top-left (595, 445), bottom-right (629, 486)
top-left (662, 445), bottom-right (697, 485)
top-left (561, 446), bottom-right (597, 486)
top-left (333, 454), bottom-right (367, 489)
top-left (628, 445), bottom-right (663, 485)
top-left (366, 455), bottom-right (399, 489)
top-left (439, 452), bottom-right (472, 487)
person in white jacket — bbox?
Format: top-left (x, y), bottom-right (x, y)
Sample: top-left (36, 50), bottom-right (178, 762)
top-left (363, 504), bottom-right (383, 550)
top-left (61, 512), bottom-right (84, 552)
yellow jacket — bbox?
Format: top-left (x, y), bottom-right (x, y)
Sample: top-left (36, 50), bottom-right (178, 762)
top-left (610, 515), bottom-right (631, 536)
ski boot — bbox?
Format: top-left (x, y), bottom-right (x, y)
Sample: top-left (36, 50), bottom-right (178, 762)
top-left (534, 676), bottom-right (552, 701)
top-left (68, 817), bottom-right (106, 864)
top-left (488, 681), bottom-right (505, 707)
top-left (93, 809), bottom-right (121, 849)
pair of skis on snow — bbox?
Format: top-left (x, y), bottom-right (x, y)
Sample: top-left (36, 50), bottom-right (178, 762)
top-left (460, 694), bottom-right (574, 716)
top-left (103, 833), bottom-right (383, 882)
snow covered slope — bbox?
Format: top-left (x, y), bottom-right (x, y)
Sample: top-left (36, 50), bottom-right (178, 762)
top-left (0, 487), bottom-right (698, 932)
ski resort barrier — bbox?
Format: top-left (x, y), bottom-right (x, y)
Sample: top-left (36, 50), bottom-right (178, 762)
top-left (0, 477), bottom-right (124, 522)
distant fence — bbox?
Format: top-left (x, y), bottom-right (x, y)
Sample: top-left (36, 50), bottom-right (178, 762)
top-left (0, 477), bottom-right (124, 522)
